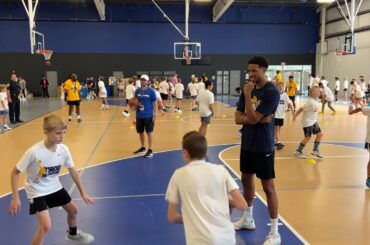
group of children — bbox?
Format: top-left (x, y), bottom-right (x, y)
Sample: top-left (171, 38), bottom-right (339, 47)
top-left (274, 75), bottom-right (370, 189)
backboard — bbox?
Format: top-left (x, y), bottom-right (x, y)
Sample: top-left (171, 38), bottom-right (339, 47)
top-left (174, 42), bottom-right (202, 60)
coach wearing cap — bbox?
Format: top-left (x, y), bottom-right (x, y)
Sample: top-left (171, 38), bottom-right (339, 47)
top-left (132, 74), bottom-right (158, 158)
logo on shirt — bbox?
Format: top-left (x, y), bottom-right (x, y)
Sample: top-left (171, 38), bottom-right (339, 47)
top-left (36, 160), bottom-right (62, 178)
top-left (251, 96), bottom-right (261, 109)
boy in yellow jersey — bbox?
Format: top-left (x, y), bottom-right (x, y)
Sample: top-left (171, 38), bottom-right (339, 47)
top-left (275, 70), bottom-right (282, 84)
top-left (63, 74), bottom-right (82, 123)
top-left (285, 75), bottom-right (298, 111)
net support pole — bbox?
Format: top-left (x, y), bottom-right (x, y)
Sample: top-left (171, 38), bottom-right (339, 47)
top-left (151, 0), bottom-right (186, 39)
top-left (185, 0), bottom-right (189, 41)
top-left (21, 0), bottom-right (39, 54)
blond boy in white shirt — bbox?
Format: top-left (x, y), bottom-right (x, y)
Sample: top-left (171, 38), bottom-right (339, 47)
top-left (9, 115), bottom-right (95, 244)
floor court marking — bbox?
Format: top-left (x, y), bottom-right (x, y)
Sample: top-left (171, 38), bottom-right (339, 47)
top-left (64, 109), bottom-right (119, 203)
top-left (0, 143), bottom-right (238, 199)
top-left (72, 193), bottom-right (166, 201)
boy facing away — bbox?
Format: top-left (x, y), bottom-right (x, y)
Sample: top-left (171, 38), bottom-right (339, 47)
top-left (166, 131), bottom-right (247, 245)
top-left (8, 114), bottom-right (94, 245)
top-left (195, 80), bottom-right (214, 136)
top-left (348, 105), bottom-right (370, 189)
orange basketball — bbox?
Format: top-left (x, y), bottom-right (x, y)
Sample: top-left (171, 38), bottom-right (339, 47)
top-left (128, 97), bottom-right (140, 107)
top-left (45, 60), bottom-right (51, 66)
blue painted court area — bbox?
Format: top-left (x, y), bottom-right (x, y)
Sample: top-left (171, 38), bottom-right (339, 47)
top-left (0, 145), bottom-right (304, 245)
top-left (215, 96), bottom-right (240, 107)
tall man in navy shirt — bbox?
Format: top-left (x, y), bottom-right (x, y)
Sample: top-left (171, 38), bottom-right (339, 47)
top-left (133, 75), bottom-right (158, 158)
top-left (234, 57), bottom-right (281, 245)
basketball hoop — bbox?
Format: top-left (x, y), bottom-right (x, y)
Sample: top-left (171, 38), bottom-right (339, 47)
top-left (36, 49), bottom-right (53, 64)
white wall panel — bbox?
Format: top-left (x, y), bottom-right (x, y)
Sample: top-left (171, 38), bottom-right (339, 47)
top-left (316, 48), bottom-right (370, 84)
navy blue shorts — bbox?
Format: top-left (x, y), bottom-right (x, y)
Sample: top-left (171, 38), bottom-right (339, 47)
top-left (240, 149), bottom-right (275, 180)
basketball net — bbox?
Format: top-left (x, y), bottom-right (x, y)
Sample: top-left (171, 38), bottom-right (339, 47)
top-left (36, 49), bottom-right (53, 61)
top-left (185, 56), bottom-right (192, 65)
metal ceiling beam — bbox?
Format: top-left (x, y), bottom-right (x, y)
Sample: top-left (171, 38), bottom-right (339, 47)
top-left (213, 0), bottom-right (235, 22)
top-left (94, 0), bottom-right (106, 20)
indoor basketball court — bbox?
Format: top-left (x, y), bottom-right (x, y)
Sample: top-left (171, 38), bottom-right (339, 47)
top-left (0, 0), bottom-right (369, 244)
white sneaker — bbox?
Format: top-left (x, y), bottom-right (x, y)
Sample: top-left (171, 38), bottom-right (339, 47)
top-left (66, 230), bottom-right (94, 244)
top-left (311, 150), bottom-right (323, 158)
top-left (295, 150), bottom-right (306, 159)
top-left (3, 125), bottom-right (11, 131)
top-left (263, 232), bottom-right (281, 245)
top-left (122, 111), bottom-right (130, 117)
top-left (177, 109), bottom-right (182, 114)
top-left (233, 216), bottom-right (255, 230)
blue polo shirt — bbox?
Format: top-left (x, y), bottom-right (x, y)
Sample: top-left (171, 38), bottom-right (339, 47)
top-left (236, 82), bottom-right (279, 153)
top-left (135, 87), bottom-right (157, 118)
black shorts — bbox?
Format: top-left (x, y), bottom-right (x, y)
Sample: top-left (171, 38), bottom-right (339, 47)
top-left (200, 116), bottom-right (211, 124)
top-left (344, 88), bottom-right (348, 92)
top-left (160, 93), bottom-right (168, 100)
top-left (136, 117), bottom-right (154, 133)
top-left (275, 118), bottom-right (284, 126)
top-left (29, 188), bottom-right (71, 215)
top-left (67, 100), bottom-right (81, 106)
top-left (240, 149), bottom-right (275, 179)
top-left (334, 90), bottom-right (339, 95)
top-left (365, 142), bottom-right (370, 151)
top-left (289, 96), bottom-right (295, 102)
top-left (303, 122), bottom-right (321, 137)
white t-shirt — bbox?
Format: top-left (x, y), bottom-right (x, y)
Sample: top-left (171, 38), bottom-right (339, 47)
top-left (155, 90), bottom-right (162, 101)
top-left (165, 160), bottom-right (238, 245)
top-left (16, 141), bottom-right (74, 199)
top-left (323, 86), bottom-right (334, 102)
top-left (169, 82), bottom-right (175, 95)
top-left (362, 107), bottom-right (370, 143)
top-left (188, 83), bottom-right (198, 96)
top-left (301, 97), bottom-right (318, 127)
top-left (125, 84), bottom-right (136, 100)
top-left (360, 81), bottom-right (367, 92)
top-left (175, 83), bottom-right (184, 99)
top-left (135, 80), bottom-right (141, 88)
top-left (309, 77), bottom-right (315, 87)
top-left (275, 93), bottom-right (291, 119)
top-left (334, 80), bottom-right (340, 91)
top-left (343, 80), bottom-right (349, 89)
top-left (353, 84), bottom-right (365, 98)
top-left (159, 81), bottom-right (169, 94)
top-left (98, 80), bottom-right (107, 98)
top-left (197, 82), bottom-right (205, 92)
top-left (321, 79), bottom-right (329, 87)
top-left (0, 92), bottom-right (9, 110)
top-left (196, 90), bottom-right (214, 117)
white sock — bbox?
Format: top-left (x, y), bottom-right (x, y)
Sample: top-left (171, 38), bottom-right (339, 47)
top-left (270, 218), bottom-right (279, 234)
top-left (243, 206), bottom-right (253, 221)
top-left (68, 116), bottom-right (72, 119)
top-left (77, 115), bottom-right (81, 119)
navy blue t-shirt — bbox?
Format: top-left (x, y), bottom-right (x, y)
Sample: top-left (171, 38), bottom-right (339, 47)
top-left (135, 87), bottom-right (157, 118)
top-left (236, 82), bottom-right (279, 153)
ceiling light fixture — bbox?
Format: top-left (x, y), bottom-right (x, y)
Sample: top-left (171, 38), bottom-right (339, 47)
top-left (317, 0), bottom-right (335, 3)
